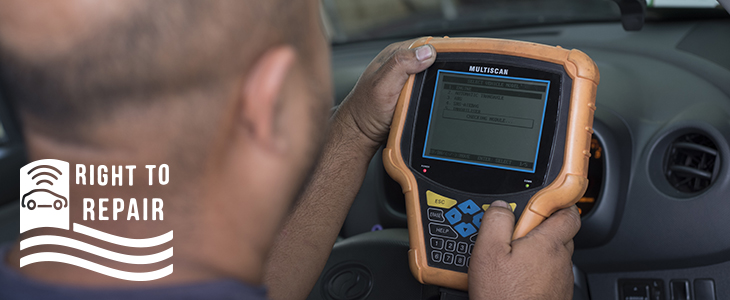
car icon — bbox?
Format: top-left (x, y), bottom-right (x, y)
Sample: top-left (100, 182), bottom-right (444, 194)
top-left (22, 189), bottom-right (68, 210)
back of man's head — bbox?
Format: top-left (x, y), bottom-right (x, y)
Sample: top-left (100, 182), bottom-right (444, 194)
top-left (0, 0), bottom-right (332, 287)
top-left (0, 0), bottom-right (312, 145)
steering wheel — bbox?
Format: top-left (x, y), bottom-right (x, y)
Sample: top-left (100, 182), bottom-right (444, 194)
top-left (306, 229), bottom-right (590, 300)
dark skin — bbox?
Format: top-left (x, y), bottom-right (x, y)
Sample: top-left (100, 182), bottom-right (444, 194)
top-left (0, 0), bottom-right (580, 299)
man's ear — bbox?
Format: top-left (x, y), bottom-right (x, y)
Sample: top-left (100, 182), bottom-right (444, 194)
top-left (240, 46), bottom-right (297, 151)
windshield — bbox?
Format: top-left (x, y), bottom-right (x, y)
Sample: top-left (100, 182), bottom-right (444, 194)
top-left (322, 0), bottom-right (726, 43)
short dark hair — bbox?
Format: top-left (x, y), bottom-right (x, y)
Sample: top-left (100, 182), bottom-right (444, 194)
top-left (0, 0), bottom-right (312, 141)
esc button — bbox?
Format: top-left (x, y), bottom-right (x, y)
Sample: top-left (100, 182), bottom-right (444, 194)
top-left (426, 191), bottom-right (457, 209)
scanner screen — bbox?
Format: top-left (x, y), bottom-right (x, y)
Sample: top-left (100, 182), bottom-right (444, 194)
top-left (422, 70), bottom-right (550, 173)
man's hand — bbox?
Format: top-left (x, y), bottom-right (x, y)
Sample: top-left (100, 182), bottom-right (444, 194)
top-left (264, 40), bottom-right (435, 300)
top-left (333, 39), bottom-right (436, 156)
top-left (469, 201), bottom-right (581, 300)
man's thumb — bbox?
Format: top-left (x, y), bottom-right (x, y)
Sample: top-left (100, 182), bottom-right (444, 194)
top-left (474, 200), bottom-right (516, 255)
top-left (376, 44), bottom-right (436, 86)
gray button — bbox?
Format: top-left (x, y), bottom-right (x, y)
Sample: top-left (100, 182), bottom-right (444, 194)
top-left (445, 240), bottom-right (456, 252)
top-left (427, 208), bottom-right (445, 222)
top-left (455, 255), bottom-right (466, 267)
top-left (429, 223), bottom-right (457, 239)
top-left (430, 238), bottom-right (444, 250)
top-left (457, 242), bottom-right (468, 254)
top-left (443, 253), bottom-right (454, 265)
top-left (431, 251), bottom-right (443, 263)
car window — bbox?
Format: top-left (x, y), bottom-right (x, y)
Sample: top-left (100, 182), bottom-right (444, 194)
top-left (323, 0), bottom-right (726, 43)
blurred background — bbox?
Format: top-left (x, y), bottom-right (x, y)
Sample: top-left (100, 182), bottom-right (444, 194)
top-left (321, 0), bottom-right (723, 43)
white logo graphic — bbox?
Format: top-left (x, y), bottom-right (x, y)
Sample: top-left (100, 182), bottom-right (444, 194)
top-left (19, 159), bottom-right (173, 281)
top-left (20, 159), bottom-right (70, 233)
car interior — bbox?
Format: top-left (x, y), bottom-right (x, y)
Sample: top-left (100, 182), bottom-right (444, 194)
top-left (1, 0), bottom-right (729, 299)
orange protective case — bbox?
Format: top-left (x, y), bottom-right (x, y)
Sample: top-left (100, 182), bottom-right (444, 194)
top-left (382, 37), bottom-right (600, 290)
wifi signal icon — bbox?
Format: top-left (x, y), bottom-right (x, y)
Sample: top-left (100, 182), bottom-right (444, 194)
top-left (20, 159), bottom-right (70, 233)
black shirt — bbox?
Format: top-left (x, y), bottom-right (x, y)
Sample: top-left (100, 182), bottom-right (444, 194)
top-left (0, 243), bottom-right (268, 300)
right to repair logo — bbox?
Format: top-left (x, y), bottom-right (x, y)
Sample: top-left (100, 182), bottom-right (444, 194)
top-left (19, 159), bottom-right (173, 281)
top-left (20, 159), bottom-right (70, 233)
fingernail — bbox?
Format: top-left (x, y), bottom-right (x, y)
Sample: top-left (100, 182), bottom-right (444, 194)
top-left (491, 200), bottom-right (509, 209)
top-left (415, 45), bottom-right (433, 61)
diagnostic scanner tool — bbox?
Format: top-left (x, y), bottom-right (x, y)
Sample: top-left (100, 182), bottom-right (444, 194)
top-left (383, 37), bottom-right (599, 290)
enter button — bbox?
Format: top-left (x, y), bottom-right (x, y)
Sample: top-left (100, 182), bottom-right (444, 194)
top-left (482, 202), bottom-right (517, 212)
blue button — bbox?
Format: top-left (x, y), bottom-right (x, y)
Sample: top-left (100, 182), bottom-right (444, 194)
top-left (454, 222), bottom-right (477, 237)
top-left (445, 208), bottom-right (462, 225)
top-left (458, 200), bottom-right (481, 215)
top-left (472, 212), bottom-right (484, 228)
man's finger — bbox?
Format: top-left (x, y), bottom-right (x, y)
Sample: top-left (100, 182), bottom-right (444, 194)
top-left (528, 206), bottom-right (581, 245)
top-left (474, 200), bottom-right (515, 255)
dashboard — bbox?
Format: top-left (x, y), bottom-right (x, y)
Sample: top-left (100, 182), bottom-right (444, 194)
top-left (323, 19), bottom-right (730, 299)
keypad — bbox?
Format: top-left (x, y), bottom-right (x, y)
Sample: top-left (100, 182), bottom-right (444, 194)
top-left (425, 190), bottom-right (519, 272)
top-left (429, 241), bottom-right (475, 268)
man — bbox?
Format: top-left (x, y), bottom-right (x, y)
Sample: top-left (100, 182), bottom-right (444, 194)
top-left (0, 0), bottom-right (580, 299)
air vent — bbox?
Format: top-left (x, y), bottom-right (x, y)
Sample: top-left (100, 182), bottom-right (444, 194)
top-left (664, 133), bottom-right (720, 194)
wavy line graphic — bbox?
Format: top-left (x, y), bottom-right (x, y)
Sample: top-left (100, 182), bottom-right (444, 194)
top-left (73, 223), bottom-right (173, 248)
top-left (20, 236), bottom-right (173, 264)
top-left (27, 165), bottom-right (63, 176)
top-left (19, 224), bottom-right (174, 281)
top-left (20, 252), bottom-right (173, 281)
